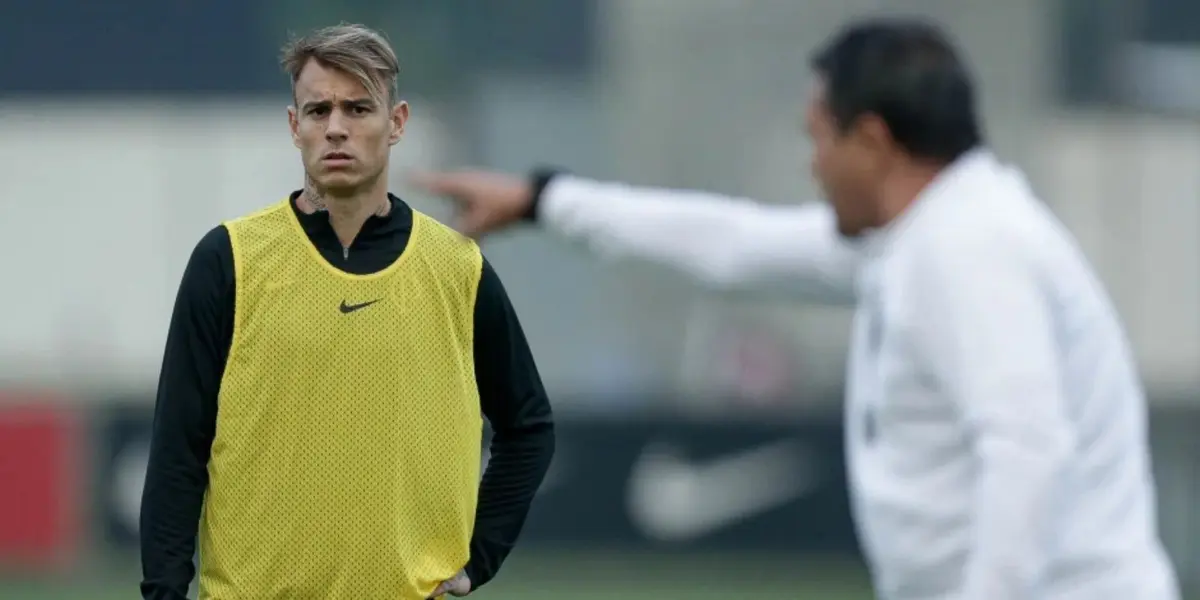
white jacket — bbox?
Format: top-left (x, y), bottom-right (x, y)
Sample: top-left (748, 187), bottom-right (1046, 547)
top-left (536, 150), bottom-right (1179, 600)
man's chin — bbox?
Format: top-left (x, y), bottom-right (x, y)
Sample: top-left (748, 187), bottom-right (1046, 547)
top-left (311, 174), bottom-right (363, 196)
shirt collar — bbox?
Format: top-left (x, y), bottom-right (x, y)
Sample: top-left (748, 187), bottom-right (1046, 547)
top-left (288, 190), bottom-right (405, 236)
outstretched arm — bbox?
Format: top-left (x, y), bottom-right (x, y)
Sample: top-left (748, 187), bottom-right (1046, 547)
top-left (413, 169), bottom-right (860, 305)
top-left (532, 173), bottom-right (858, 304)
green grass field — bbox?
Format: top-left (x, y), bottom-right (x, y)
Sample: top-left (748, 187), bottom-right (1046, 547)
top-left (0, 550), bottom-right (875, 600)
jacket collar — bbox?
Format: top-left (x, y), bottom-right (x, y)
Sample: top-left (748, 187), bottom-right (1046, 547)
top-left (857, 147), bottom-right (1008, 258)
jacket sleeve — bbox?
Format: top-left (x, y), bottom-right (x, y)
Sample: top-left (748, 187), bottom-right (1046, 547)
top-left (463, 257), bottom-right (555, 589)
top-left (906, 235), bottom-right (1073, 600)
top-left (529, 172), bottom-right (859, 304)
top-left (140, 225), bottom-right (234, 600)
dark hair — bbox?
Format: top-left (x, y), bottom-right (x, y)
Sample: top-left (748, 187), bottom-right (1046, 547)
top-left (810, 17), bottom-right (983, 163)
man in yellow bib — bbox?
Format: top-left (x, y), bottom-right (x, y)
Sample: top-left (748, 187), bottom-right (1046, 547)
top-left (138, 24), bottom-right (555, 600)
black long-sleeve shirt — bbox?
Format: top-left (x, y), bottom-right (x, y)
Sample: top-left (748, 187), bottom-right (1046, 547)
top-left (140, 192), bottom-right (555, 599)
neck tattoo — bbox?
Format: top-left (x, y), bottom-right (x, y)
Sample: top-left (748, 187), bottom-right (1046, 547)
top-left (303, 177), bottom-right (328, 212)
top-left (301, 176), bottom-right (389, 217)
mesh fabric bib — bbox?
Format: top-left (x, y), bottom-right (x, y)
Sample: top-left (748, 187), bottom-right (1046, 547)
top-left (198, 199), bottom-right (483, 600)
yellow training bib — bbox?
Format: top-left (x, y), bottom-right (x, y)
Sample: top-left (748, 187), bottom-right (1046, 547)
top-left (198, 199), bottom-right (483, 600)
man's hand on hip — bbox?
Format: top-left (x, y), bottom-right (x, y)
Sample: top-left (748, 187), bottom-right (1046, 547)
top-left (428, 568), bottom-right (472, 598)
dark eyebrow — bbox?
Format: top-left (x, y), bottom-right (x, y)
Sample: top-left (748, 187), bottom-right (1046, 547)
top-left (301, 100), bottom-right (332, 113)
top-left (300, 98), bottom-right (376, 113)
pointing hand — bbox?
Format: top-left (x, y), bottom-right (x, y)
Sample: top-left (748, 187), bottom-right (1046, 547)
top-left (410, 170), bottom-right (534, 239)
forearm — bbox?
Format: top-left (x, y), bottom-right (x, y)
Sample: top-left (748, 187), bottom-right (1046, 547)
top-left (465, 422), bottom-right (555, 587)
top-left (139, 381), bottom-right (213, 600)
top-left (533, 174), bottom-right (858, 303)
top-left (140, 582), bottom-right (191, 600)
top-left (139, 462), bottom-right (205, 600)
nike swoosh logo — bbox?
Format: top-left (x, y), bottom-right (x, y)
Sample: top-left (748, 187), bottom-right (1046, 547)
top-left (626, 439), bottom-right (820, 542)
top-left (339, 299), bottom-right (381, 314)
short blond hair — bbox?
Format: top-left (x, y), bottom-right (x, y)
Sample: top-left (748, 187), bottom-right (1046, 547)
top-left (280, 24), bottom-right (400, 105)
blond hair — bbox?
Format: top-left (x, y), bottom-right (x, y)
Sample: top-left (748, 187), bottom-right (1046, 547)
top-left (280, 24), bottom-right (400, 105)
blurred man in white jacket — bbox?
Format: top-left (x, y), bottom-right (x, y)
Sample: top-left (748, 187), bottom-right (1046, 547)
top-left (416, 17), bottom-right (1179, 600)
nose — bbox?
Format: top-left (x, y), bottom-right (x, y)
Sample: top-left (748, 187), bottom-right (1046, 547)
top-left (325, 110), bottom-right (349, 142)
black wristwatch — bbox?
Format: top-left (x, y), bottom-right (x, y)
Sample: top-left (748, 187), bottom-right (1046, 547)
top-left (525, 167), bottom-right (563, 222)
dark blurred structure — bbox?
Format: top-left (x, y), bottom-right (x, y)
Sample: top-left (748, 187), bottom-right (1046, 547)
top-left (1, 1), bottom-right (1198, 598)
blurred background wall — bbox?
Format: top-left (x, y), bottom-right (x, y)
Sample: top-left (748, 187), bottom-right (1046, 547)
top-left (1, 1), bottom-right (1198, 599)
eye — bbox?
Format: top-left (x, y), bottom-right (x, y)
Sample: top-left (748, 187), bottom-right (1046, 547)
top-left (352, 105), bottom-right (371, 115)
top-left (308, 106), bottom-right (329, 117)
